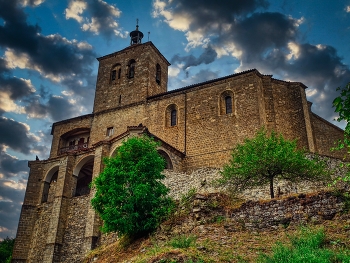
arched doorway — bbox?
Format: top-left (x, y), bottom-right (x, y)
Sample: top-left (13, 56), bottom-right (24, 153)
top-left (42, 166), bottom-right (59, 203)
top-left (73, 155), bottom-right (94, 197)
top-left (158, 150), bottom-right (173, 170)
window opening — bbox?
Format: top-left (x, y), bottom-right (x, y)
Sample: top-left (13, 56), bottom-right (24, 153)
top-left (119, 95), bottom-right (122, 104)
top-left (225, 96), bottom-right (232, 114)
top-left (128, 60), bottom-right (136, 78)
top-left (156, 64), bottom-right (161, 84)
top-left (106, 127), bottom-right (114, 136)
top-left (118, 68), bottom-right (121, 79)
top-left (171, 109), bottom-right (177, 126)
top-left (111, 70), bottom-right (116, 81)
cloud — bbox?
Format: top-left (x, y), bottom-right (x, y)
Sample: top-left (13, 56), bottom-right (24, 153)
top-left (0, 117), bottom-right (39, 154)
top-left (65, 0), bottom-right (126, 38)
top-left (171, 45), bottom-right (217, 70)
top-left (20, 0), bottom-right (45, 6)
top-left (0, 0), bottom-right (97, 101)
top-left (346, 6), bottom-right (350, 13)
top-left (0, 147), bottom-right (28, 179)
top-left (25, 94), bottom-right (83, 122)
top-left (0, 182), bottom-right (26, 239)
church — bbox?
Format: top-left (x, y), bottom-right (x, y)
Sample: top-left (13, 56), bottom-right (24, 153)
top-left (12, 24), bottom-right (344, 263)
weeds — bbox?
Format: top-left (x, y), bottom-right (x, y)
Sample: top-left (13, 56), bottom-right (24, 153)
top-left (258, 227), bottom-right (350, 263)
top-left (169, 235), bottom-right (197, 249)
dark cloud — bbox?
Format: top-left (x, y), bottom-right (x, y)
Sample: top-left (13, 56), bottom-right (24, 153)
top-left (0, 150), bottom-right (28, 178)
top-left (171, 46), bottom-right (217, 70)
top-left (188, 69), bottom-right (220, 84)
top-left (166, 0), bottom-right (269, 32)
top-left (25, 94), bottom-right (82, 122)
top-left (0, 0), bottom-right (97, 98)
top-left (0, 116), bottom-right (38, 154)
top-left (229, 12), bottom-right (298, 62)
top-left (0, 184), bottom-right (25, 239)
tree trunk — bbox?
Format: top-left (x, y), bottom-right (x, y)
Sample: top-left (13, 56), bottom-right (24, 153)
top-left (269, 177), bottom-right (274, 198)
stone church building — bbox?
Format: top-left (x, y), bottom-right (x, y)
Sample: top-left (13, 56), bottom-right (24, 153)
top-left (12, 25), bottom-right (344, 262)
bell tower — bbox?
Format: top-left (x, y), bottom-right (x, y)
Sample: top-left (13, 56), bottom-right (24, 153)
top-left (92, 22), bottom-right (171, 113)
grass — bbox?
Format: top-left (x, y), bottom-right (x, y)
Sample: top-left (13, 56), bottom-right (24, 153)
top-left (168, 235), bottom-right (197, 249)
top-left (258, 227), bottom-right (350, 263)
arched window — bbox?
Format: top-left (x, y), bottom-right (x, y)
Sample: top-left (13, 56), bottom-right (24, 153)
top-left (225, 96), bottom-right (232, 114)
top-left (166, 104), bottom-right (178, 127)
top-left (128, 59), bottom-right (136, 78)
top-left (111, 64), bottom-right (121, 82)
top-left (156, 64), bottom-right (161, 84)
top-left (171, 109), bottom-right (177, 126)
top-left (219, 90), bottom-right (234, 115)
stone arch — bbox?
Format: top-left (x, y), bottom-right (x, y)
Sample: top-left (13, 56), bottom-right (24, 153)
top-left (165, 104), bottom-right (178, 127)
top-left (157, 149), bottom-right (173, 170)
top-left (42, 165), bottom-right (59, 203)
top-left (73, 155), bottom-right (95, 197)
top-left (219, 90), bottom-right (234, 115)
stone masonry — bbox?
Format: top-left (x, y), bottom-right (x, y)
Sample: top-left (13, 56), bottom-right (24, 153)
top-left (12, 25), bottom-right (346, 263)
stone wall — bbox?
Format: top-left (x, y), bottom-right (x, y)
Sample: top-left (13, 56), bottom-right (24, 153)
top-left (60, 195), bottom-right (90, 263)
top-left (172, 191), bottom-right (345, 234)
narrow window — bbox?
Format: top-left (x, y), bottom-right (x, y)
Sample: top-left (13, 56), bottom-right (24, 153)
top-left (128, 60), bottom-right (136, 78)
top-left (106, 127), bottom-right (114, 136)
top-left (119, 95), bottom-right (122, 104)
top-left (156, 64), bottom-right (161, 84)
top-left (118, 68), bottom-right (121, 79)
top-left (225, 96), bottom-right (232, 114)
top-left (171, 109), bottom-right (177, 126)
top-left (111, 70), bottom-right (116, 80)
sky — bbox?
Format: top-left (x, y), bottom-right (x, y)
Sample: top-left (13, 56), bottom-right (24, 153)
top-left (0, 0), bottom-right (350, 240)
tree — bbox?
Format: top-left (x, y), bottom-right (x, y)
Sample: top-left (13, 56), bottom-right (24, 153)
top-left (0, 237), bottom-right (15, 263)
top-left (332, 82), bottom-right (350, 186)
top-left (218, 128), bottom-right (329, 198)
top-left (91, 135), bottom-right (174, 237)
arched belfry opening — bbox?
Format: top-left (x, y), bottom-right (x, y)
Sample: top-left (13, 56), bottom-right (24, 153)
top-left (73, 155), bottom-right (94, 197)
top-left (130, 19), bottom-right (144, 45)
top-left (158, 150), bottom-right (173, 170)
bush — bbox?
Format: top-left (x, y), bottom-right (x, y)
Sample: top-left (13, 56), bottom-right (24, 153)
top-left (91, 135), bottom-right (174, 237)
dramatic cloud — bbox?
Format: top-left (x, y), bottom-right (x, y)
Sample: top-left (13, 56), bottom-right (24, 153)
top-left (171, 46), bottom-right (217, 70)
top-left (25, 94), bottom-right (83, 122)
top-left (0, 147), bottom-right (28, 179)
top-left (20, 0), bottom-right (45, 6)
top-left (65, 0), bottom-right (126, 38)
top-left (0, 0), bottom-right (97, 101)
top-left (0, 117), bottom-right (39, 154)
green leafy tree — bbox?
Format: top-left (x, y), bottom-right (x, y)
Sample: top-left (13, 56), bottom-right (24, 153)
top-left (332, 82), bottom-right (350, 186)
top-left (219, 129), bottom-right (330, 198)
top-left (0, 237), bottom-right (15, 263)
top-left (91, 135), bottom-right (174, 237)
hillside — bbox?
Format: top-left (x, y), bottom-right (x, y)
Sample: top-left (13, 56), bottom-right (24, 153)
top-left (84, 191), bottom-right (350, 263)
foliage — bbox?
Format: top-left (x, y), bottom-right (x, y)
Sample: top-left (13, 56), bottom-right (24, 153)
top-left (0, 237), bottom-right (15, 263)
top-left (168, 235), bottom-right (197, 249)
top-left (332, 82), bottom-right (350, 187)
top-left (91, 135), bottom-right (174, 237)
top-left (219, 128), bottom-right (330, 198)
top-left (258, 227), bottom-right (350, 263)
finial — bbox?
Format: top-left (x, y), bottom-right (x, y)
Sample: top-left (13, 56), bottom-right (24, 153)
top-left (136, 18), bottom-right (139, 30)
top-left (148, 32), bottom-right (150, 41)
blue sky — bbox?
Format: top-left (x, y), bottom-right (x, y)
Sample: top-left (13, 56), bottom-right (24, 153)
top-left (0, 0), bottom-right (350, 240)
